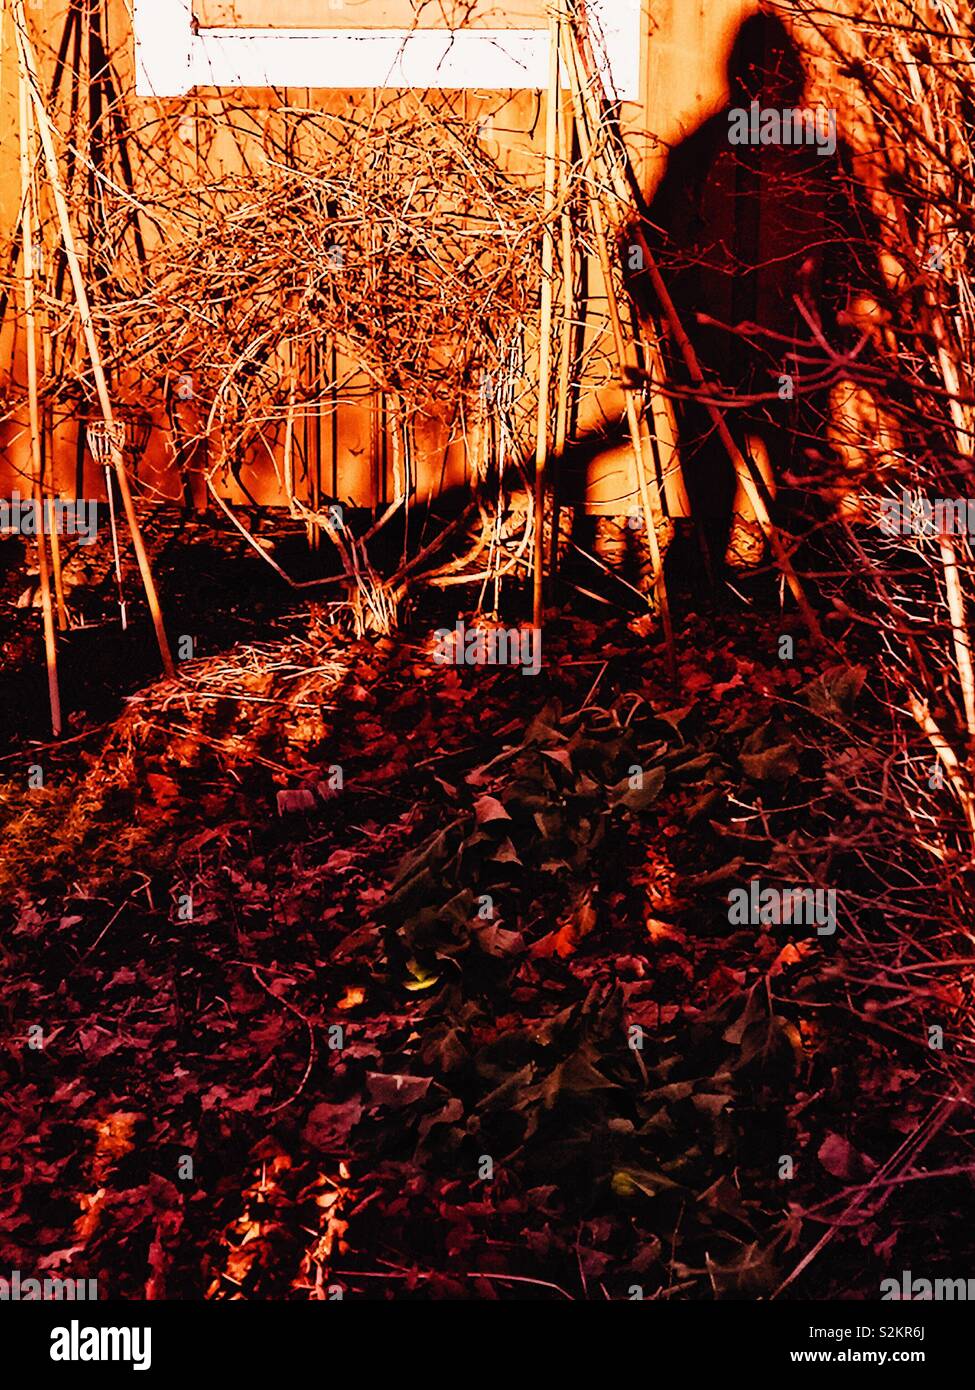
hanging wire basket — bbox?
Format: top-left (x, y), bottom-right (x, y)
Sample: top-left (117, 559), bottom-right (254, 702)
top-left (83, 409), bottom-right (153, 467)
top-left (83, 418), bottom-right (129, 631)
top-left (84, 419), bottom-right (127, 463)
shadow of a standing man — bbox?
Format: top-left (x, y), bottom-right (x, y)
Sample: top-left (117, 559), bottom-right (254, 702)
top-left (634, 9), bottom-right (880, 575)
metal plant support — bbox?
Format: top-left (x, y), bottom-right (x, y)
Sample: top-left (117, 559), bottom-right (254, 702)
top-left (86, 419), bottom-right (128, 631)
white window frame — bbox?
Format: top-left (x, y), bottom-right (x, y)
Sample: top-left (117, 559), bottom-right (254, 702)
top-left (133, 0), bottom-right (640, 100)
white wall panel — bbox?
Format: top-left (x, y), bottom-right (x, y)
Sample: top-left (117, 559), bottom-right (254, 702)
top-left (133, 0), bottom-right (641, 99)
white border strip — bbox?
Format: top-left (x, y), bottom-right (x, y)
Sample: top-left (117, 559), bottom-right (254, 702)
top-left (133, 0), bottom-right (640, 99)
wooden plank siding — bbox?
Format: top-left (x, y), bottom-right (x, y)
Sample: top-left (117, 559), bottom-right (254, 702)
top-left (196, 2), bottom-right (551, 30)
top-left (1, 0), bottom-right (783, 513)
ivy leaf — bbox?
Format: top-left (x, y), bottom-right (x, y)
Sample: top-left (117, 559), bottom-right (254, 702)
top-left (739, 742), bottom-right (799, 782)
top-left (365, 1072), bottom-right (433, 1107)
top-left (611, 1166), bottom-right (681, 1199)
top-left (611, 765), bottom-right (665, 812)
top-left (403, 958), bottom-right (441, 992)
top-left (541, 1047), bottom-right (619, 1108)
top-left (473, 794), bottom-right (511, 825)
top-left (803, 664), bottom-right (868, 717)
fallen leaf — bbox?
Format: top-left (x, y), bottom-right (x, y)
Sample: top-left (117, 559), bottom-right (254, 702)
top-left (366, 1073), bottom-right (433, 1107)
top-left (474, 794), bottom-right (511, 824)
top-left (277, 788), bottom-right (317, 815)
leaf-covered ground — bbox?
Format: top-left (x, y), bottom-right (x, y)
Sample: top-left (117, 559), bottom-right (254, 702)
top-left (1, 598), bottom-right (973, 1299)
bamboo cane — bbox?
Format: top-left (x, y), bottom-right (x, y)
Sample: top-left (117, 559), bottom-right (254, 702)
top-left (549, 45), bottom-right (575, 586)
top-left (561, 14), bottom-right (686, 510)
top-left (562, 19), bottom-right (685, 528)
top-left (637, 222), bottom-right (817, 644)
top-left (17, 31), bottom-right (62, 736)
top-left (564, 9), bottom-right (823, 646)
top-left (938, 536), bottom-right (975, 747)
top-left (906, 691), bottom-right (975, 841)
top-left (14, 1), bottom-right (175, 677)
top-left (29, 173), bottom-right (68, 632)
top-left (35, 251), bottom-right (68, 630)
top-left (560, 20), bottom-right (676, 676)
top-left (532, 10), bottom-right (561, 629)
top-left (41, 376), bottom-right (68, 629)
top-left (305, 342), bottom-right (320, 553)
top-left (283, 364), bottom-right (297, 518)
top-left (102, 451), bottom-right (127, 629)
top-left (897, 53), bottom-right (975, 746)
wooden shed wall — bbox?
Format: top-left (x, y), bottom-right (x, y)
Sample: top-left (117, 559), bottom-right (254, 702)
top-left (0, 0), bottom-right (761, 512)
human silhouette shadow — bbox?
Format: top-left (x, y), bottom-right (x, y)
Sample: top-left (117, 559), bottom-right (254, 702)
top-left (626, 9), bottom-right (889, 572)
top-left (431, 15), bottom-right (894, 613)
